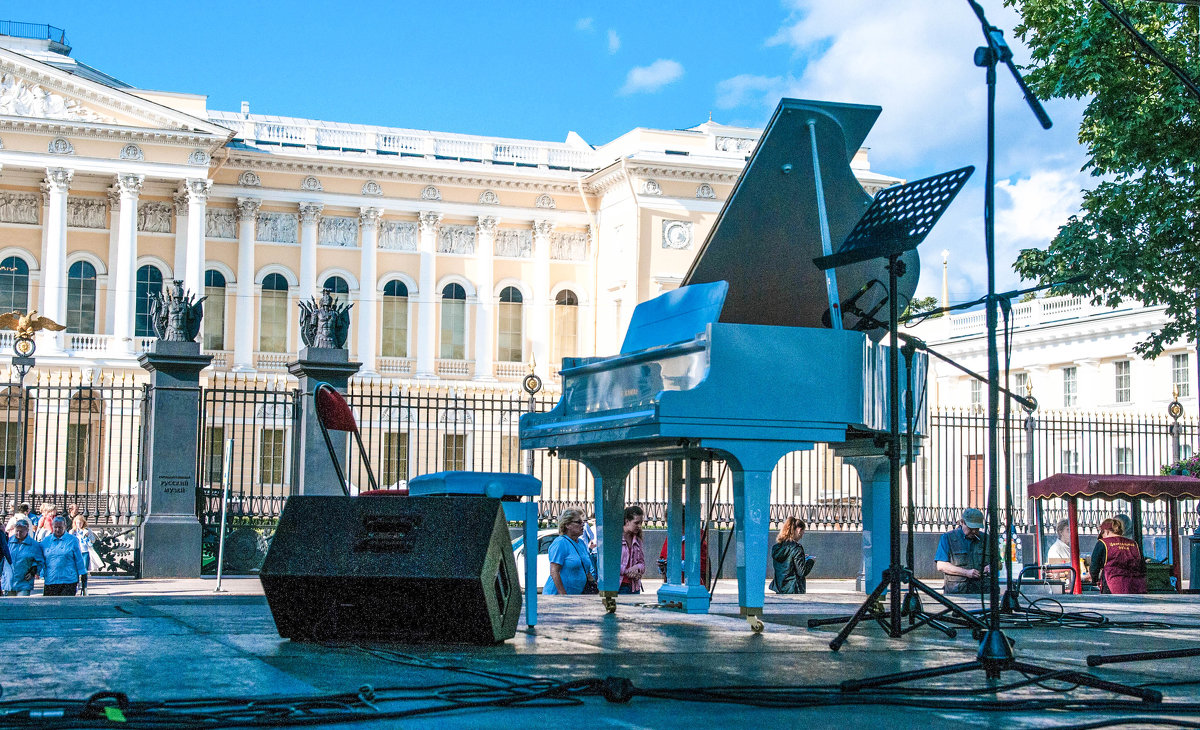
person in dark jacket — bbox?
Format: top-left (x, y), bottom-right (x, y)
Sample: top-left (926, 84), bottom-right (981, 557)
top-left (1089, 517), bottom-right (1146, 594)
top-left (770, 517), bottom-right (814, 594)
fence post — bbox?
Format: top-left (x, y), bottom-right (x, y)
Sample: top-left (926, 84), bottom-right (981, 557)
top-left (287, 346), bottom-right (361, 495)
top-left (137, 339), bottom-right (212, 578)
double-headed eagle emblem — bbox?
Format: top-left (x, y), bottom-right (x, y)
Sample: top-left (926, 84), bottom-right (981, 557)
top-left (0, 310), bottom-right (66, 339)
top-left (299, 288), bottom-right (353, 349)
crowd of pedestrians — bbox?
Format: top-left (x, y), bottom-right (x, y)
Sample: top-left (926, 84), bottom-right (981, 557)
top-left (1, 502), bottom-right (95, 597)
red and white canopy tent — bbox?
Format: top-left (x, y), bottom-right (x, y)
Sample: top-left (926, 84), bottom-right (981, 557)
top-left (1027, 473), bottom-right (1200, 594)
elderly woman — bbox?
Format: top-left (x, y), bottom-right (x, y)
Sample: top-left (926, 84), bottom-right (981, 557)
top-left (1089, 517), bottom-right (1146, 594)
top-left (39, 516), bottom-right (86, 596)
top-left (544, 508), bottom-right (596, 595)
top-left (3, 518), bottom-right (44, 596)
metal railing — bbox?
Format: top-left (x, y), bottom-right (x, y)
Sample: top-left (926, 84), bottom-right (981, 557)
top-left (0, 22), bottom-right (68, 45)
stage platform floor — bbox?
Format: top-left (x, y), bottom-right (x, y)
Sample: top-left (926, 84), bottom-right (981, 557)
top-left (4, 577), bottom-right (1199, 728)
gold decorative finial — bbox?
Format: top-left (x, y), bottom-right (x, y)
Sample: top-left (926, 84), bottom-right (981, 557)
top-left (1174, 385), bottom-right (1181, 400)
top-left (528, 354), bottom-right (536, 374)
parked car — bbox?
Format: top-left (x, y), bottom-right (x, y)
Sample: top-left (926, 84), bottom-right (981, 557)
top-left (512, 529), bottom-right (559, 593)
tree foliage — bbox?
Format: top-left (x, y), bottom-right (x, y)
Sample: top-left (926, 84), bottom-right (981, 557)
top-left (1007, 0), bottom-right (1200, 357)
top-left (902, 295), bottom-right (942, 320)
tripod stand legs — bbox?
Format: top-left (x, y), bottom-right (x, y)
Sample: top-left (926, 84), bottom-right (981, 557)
top-left (1087, 646), bottom-right (1200, 667)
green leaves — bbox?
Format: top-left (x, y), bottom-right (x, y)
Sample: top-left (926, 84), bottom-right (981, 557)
top-left (1006, 0), bottom-right (1200, 357)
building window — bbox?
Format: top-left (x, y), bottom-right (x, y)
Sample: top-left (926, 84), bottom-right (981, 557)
top-left (443, 434), bottom-right (466, 471)
top-left (1063, 366), bottom-right (1077, 408)
top-left (1173, 353), bottom-right (1190, 398)
top-left (440, 283), bottom-right (466, 359)
top-left (1062, 449), bottom-right (1080, 472)
top-left (1013, 372), bottom-right (1029, 401)
top-left (66, 261), bottom-right (97, 334)
top-left (500, 435), bottom-right (521, 472)
top-left (323, 275), bottom-right (349, 304)
top-left (134, 265), bottom-right (164, 338)
top-left (259, 273), bottom-right (289, 352)
top-left (259, 428), bottom-right (286, 486)
top-left (381, 280), bottom-right (408, 358)
top-left (203, 270), bottom-right (226, 350)
top-left (0, 256), bottom-right (29, 314)
top-left (66, 391), bottom-right (101, 488)
top-left (970, 380), bottom-right (982, 410)
top-left (1116, 447), bottom-right (1133, 475)
top-left (553, 289), bottom-right (579, 368)
top-left (1115, 360), bottom-right (1131, 403)
top-left (0, 419), bottom-right (18, 481)
top-left (204, 426), bottom-right (225, 485)
top-left (497, 286), bottom-right (523, 363)
top-left (382, 431), bottom-right (408, 487)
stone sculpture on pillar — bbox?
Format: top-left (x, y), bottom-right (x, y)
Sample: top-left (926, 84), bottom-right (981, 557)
top-left (289, 289), bottom-right (361, 496)
top-left (150, 279), bottom-right (206, 343)
top-left (137, 281), bottom-right (211, 578)
top-left (298, 288), bottom-right (352, 350)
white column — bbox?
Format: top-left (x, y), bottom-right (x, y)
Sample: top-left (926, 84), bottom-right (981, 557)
top-left (532, 219), bottom-right (553, 379)
top-left (182, 178), bottom-right (210, 295)
top-left (358, 207), bottom-right (381, 376)
top-left (41, 168), bottom-right (72, 329)
top-left (578, 224), bottom-right (597, 357)
top-left (298, 202), bottom-right (322, 299)
top-left (473, 216), bottom-right (498, 380)
top-left (111, 172), bottom-right (142, 353)
top-left (233, 197), bottom-right (260, 371)
top-left (104, 186), bottom-right (120, 334)
top-left (172, 187), bottom-right (188, 282)
top-left (414, 211), bottom-right (441, 379)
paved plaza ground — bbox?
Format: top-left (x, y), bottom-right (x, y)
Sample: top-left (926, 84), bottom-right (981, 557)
top-left (2, 576), bottom-right (1199, 728)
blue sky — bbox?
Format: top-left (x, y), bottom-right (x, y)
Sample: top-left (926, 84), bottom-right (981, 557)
top-left (39, 0), bottom-right (1092, 304)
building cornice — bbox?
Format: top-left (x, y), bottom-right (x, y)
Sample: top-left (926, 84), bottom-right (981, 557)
top-left (0, 117), bottom-right (229, 150)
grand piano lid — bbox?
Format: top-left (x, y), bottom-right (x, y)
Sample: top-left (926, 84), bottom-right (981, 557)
top-left (620, 280), bottom-right (727, 354)
top-left (682, 98), bottom-right (918, 338)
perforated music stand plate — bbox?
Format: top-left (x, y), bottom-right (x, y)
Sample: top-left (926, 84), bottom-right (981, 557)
top-left (815, 165), bottom-right (974, 270)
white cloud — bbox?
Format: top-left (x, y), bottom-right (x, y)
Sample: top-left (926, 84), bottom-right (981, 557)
top-left (716, 0), bottom-right (1093, 299)
top-left (607, 29), bottom-right (620, 54)
top-left (620, 59), bottom-right (684, 95)
top-left (576, 17), bottom-right (594, 32)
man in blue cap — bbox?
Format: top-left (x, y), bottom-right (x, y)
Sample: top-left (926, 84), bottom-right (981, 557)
top-left (935, 507), bottom-right (990, 595)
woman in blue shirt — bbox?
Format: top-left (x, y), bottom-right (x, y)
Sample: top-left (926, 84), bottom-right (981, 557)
top-left (544, 508), bottom-right (594, 595)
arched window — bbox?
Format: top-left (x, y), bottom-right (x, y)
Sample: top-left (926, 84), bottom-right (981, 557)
top-left (66, 261), bottom-right (98, 335)
top-left (134, 265), bottom-right (163, 338)
top-left (497, 286), bottom-right (523, 363)
top-left (260, 273), bottom-right (289, 352)
top-left (554, 289), bottom-right (579, 366)
top-left (440, 283), bottom-right (466, 359)
top-left (322, 275), bottom-right (349, 304)
top-left (204, 270), bottom-right (226, 350)
top-left (381, 280), bottom-right (408, 358)
top-left (0, 256), bottom-right (29, 314)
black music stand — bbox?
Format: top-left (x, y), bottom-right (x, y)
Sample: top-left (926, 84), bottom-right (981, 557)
top-left (810, 166), bottom-right (985, 646)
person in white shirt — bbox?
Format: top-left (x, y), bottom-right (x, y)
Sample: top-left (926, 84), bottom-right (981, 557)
top-left (1046, 518), bottom-right (1074, 580)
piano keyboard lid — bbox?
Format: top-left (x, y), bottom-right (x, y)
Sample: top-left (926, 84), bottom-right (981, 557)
top-left (682, 98), bottom-right (918, 339)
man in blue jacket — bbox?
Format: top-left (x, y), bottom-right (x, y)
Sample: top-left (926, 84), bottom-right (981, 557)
top-left (3, 518), bottom-right (44, 596)
top-left (40, 516), bottom-right (85, 596)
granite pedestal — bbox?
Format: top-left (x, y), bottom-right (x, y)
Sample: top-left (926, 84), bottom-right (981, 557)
top-left (137, 340), bottom-right (212, 578)
top-left (287, 347), bottom-right (361, 495)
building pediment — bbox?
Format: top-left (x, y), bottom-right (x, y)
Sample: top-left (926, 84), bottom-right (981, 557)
top-left (0, 47), bottom-right (230, 140)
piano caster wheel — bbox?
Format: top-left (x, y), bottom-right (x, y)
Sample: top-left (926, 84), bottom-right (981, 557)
top-left (747, 615), bottom-right (764, 633)
top-left (603, 596), bottom-right (617, 613)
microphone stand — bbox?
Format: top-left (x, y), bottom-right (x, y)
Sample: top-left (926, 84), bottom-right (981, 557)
top-left (840, 1), bottom-right (1155, 701)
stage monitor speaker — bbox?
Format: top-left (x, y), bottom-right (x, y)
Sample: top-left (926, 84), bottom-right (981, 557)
top-left (260, 495), bottom-right (522, 644)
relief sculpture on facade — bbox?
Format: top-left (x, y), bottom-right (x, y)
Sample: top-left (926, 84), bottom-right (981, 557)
top-left (319, 216), bottom-right (359, 247)
top-left (137, 201), bottom-right (172, 233)
top-left (256, 212), bottom-right (299, 243)
top-left (437, 225), bottom-right (476, 255)
top-left (494, 229), bottom-right (532, 258)
top-left (379, 221), bottom-right (418, 251)
top-left (66, 196), bottom-right (107, 229)
top-left (550, 232), bottom-right (589, 261)
top-left (205, 209), bottom-right (237, 239)
top-left (0, 73), bottom-right (113, 123)
top-left (0, 193), bottom-right (40, 225)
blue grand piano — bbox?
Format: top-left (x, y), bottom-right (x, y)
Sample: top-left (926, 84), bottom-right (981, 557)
top-left (520, 98), bottom-right (926, 631)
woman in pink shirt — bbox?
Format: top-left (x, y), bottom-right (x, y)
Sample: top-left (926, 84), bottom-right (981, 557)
top-left (619, 505), bottom-right (646, 594)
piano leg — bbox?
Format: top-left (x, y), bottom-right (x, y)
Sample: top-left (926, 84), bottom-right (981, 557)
top-left (581, 457), bottom-right (637, 613)
top-left (657, 457), bottom-right (711, 613)
top-left (732, 467), bottom-right (772, 632)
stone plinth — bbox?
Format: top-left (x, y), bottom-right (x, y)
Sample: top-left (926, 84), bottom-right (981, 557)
top-left (137, 339), bottom-right (212, 578)
top-left (287, 347), bottom-right (361, 495)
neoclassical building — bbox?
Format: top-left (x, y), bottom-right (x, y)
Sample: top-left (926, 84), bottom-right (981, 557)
top-left (0, 25), bottom-right (902, 387)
